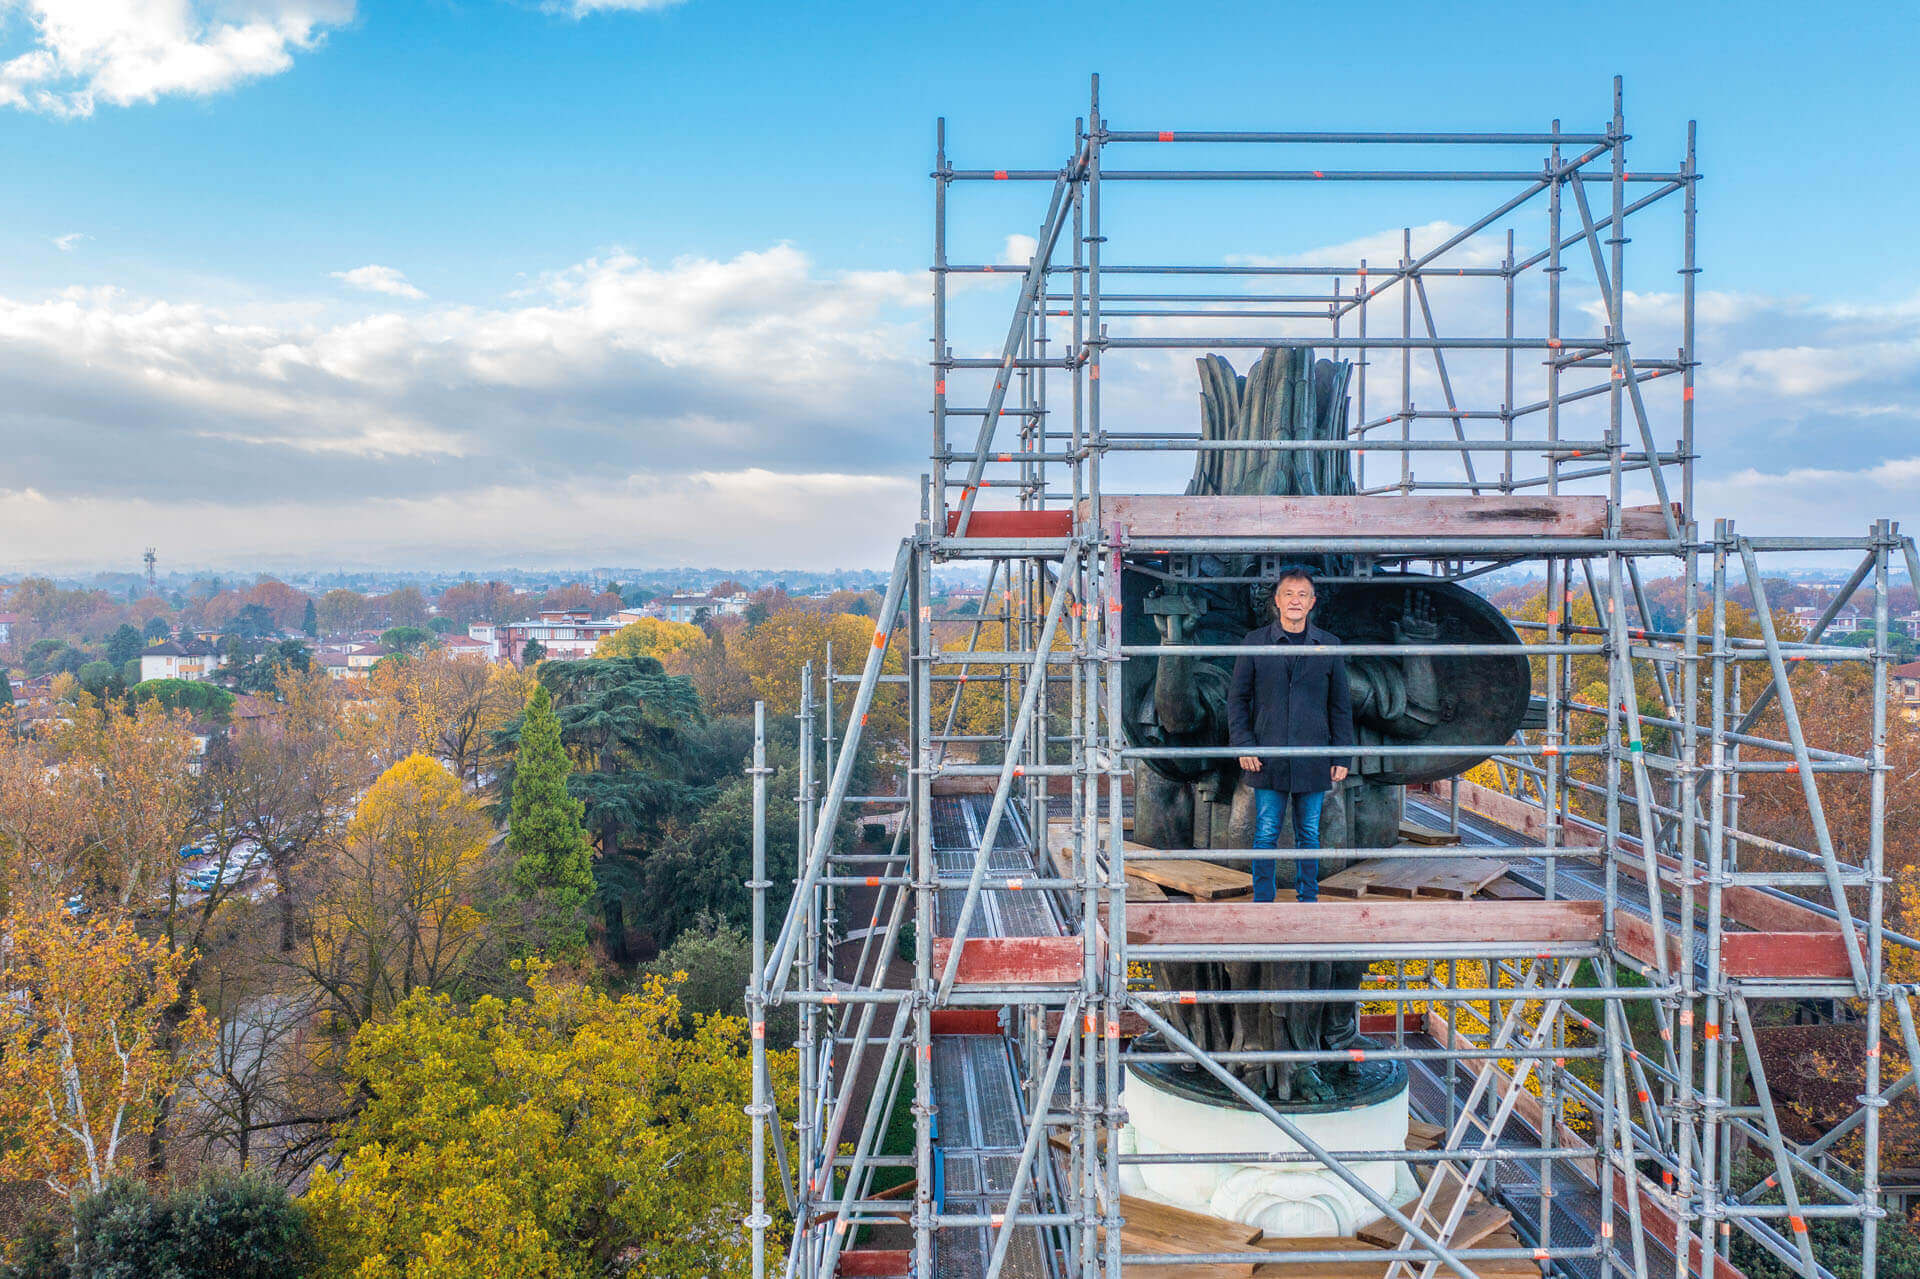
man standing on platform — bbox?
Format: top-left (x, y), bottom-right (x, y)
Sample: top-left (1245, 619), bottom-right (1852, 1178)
top-left (1229, 569), bottom-right (1356, 903)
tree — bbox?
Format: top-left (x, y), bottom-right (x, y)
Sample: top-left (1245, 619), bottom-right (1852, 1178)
top-left (0, 665), bottom-right (13, 718)
top-left (26, 639), bottom-right (86, 678)
top-left (730, 608), bottom-right (907, 735)
top-left (232, 603), bottom-right (277, 643)
top-left (302, 967), bottom-right (789, 1279)
top-left (53, 693), bottom-right (201, 911)
top-left (645, 914), bottom-right (796, 1044)
top-left (505, 686), bottom-right (594, 954)
top-left (228, 670), bottom-right (369, 954)
top-left (436, 580), bottom-right (522, 627)
top-left (595, 616), bottom-right (708, 665)
top-left (76, 660), bottom-right (125, 700)
top-left (378, 586), bottom-right (429, 629)
top-left (0, 910), bottom-right (212, 1199)
top-left (144, 616), bottom-right (173, 643)
top-left (495, 657), bottom-right (709, 960)
top-left (301, 598), bottom-right (318, 639)
top-left (521, 637), bottom-right (546, 665)
top-left (4, 1172), bottom-right (317, 1279)
top-left (364, 649), bottom-right (531, 785)
top-left (315, 590), bottom-right (366, 636)
top-left (226, 639), bottom-right (312, 694)
top-left (378, 625), bottom-right (432, 654)
top-left (294, 755), bottom-right (493, 1030)
top-left (131, 678), bottom-right (235, 723)
top-left (106, 623), bottom-right (143, 665)
top-left (427, 615), bottom-right (455, 635)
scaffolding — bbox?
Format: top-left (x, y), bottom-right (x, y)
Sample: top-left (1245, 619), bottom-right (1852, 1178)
top-left (746, 76), bottom-right (1915, 1279)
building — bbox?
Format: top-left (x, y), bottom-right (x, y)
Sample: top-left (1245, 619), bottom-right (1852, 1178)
top-left (1895, 659), bottom-right (1920, 713)
top-left (471, 610), bottom-right (626, 667)
top-left (640, 592), bottom-right (748, 624)
top-left (439, 633), bottom-right (492, 659)
top-left (0, 612), bottom-right (16, 647)
top-left (139, 639), bottom-right (223, 683)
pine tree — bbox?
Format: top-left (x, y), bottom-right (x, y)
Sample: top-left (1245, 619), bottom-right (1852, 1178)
top-left (301, 598), bottom-right (318, 638)
top-left (506, 685), bottom-right (595, 952)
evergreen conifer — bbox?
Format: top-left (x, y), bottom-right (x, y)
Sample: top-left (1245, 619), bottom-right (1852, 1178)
top-left (506, 685), bottom-right (595, 952)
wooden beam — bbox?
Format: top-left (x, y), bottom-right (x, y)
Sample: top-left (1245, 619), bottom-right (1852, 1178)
top-left (1437, 778), bottom-right (1859, 979)
top-left (837, 1250), bottom-right (913, 1277)
top-left (1125, 899), bottom-right (1602, 947)
top-left (928, 937), bottom-right (1083, 985)
top-left (1126, 858), bottom-right (1253, 900)
top-left (1086, 494), bottom-right (1676, 541)
top-left (1106, 1194), bottom-right (1264, 1279)
top-left (945, 509), bottom-right (1073, 538)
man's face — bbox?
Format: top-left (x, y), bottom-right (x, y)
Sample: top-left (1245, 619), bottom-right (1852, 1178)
top-left (1275, 578), bottom-right (1315, 628)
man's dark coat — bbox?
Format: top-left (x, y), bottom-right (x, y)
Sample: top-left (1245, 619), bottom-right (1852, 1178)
top-left (1226, 621), bottom-right (1357, 793)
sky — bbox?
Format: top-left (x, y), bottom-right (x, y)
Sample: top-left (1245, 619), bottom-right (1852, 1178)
top-left (0, 0), bottom-right (1916, 573)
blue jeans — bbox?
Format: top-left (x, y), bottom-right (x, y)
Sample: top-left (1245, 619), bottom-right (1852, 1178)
top-left (1252, 789), bottom-right (1326, 903)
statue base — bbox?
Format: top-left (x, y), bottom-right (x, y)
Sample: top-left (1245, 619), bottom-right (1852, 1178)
top-left (1117, 1061), bottom-right (1417, 1239)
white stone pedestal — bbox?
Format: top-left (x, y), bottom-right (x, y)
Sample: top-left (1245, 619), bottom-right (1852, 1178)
top-left (1116, 1066), bottom-right (1418, 1238)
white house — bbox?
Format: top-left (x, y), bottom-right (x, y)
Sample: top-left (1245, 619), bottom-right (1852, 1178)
top-left (139, 640), bottom-right (223, 683)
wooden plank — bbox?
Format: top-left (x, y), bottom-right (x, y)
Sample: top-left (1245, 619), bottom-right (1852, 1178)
top-left (1413, 858), bottom-right (1509, 900)
top-left (1477, 876), bottom-right (1543, 902)
top-left (1434, 779), bottom-right (1858, 980)
top-left (1398, 819), bottom-right (1462, 846)
top-left (838, 1250), bottom-right (913, 1277)
top-left (946, 509), bottom-right (1074, 538)
top-left (1127, 857), bottom-right (1254, 900)
top-left (1115, 1194), bottom-right (1264, 1250)
top-left (928, 937), bottom-right (1083, 985)
top-left (1126, 900), bottom-right (1602, 947)
top-left (1086, 494), bottom-right (1676, 541)
top-left (1318, 859), bottom-right (1401, 899)
top-left (1358, 1200), bottom-right (1513, 1253)
top-left (1405, 1119), bottom-right (1445, 1151)
top-left (1127, 874), bottom-right (1170, 902)
top-left (1353, 1199), bottom-right (1423, 1248)
top-left (1720, 929), bottom-right (1856, 979)
top-left (1319, 857), bottom-right (1504, 901)
top-left (1104, 1195), bottom-right (1264, 1279)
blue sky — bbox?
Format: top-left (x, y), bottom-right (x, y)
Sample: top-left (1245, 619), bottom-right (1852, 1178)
top-left (0, 0), bottom-right (1915, 570)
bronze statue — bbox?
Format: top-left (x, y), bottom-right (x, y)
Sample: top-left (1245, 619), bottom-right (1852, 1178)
top-left (1122, 348), bottom-right (1531, 1105)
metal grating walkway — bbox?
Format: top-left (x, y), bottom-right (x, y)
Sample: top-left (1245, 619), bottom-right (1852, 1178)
top-left (928, 795), bottom-right (1061, 1279)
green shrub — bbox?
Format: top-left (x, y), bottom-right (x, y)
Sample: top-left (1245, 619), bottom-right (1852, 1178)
top-left (2, 1173), bottom-right (313, 1279)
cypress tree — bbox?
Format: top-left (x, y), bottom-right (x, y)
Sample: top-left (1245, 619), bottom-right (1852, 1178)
top-left (507, 685), bottom-right (595, 950)
top-left (301, 598), bottom-right (318, 638)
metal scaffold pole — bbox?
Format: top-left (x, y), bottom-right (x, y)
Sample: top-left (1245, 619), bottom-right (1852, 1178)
top-left (747, 78), bottom-right (1896, 1279)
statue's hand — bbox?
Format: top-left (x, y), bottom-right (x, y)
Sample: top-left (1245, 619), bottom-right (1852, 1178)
top-left (1395, 590), bottom-right (1440, 644)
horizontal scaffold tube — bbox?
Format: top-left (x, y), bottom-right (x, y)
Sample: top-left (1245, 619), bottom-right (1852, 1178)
top-left (1128, 742), bottom-right (1603, 758)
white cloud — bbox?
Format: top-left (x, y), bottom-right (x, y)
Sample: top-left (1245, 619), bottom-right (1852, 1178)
top-left (0, 0), bottom-right (353, 118)
top-left (1001, 234), bottom-right (1037, 265)
top-left (0, 244), bottom-right (929, 568)
top-left (50, 230), bottom-right (83, 251)
top-left (330, 264), bottom-right (425, 300)
top-left (551, 0), bottom-right (685, 16)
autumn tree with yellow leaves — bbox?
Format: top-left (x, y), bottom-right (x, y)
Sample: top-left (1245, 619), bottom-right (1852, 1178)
top-left (305, 966), bottom-right (791, 1279)
top-left (0, 909), bottom-right (212, 1198)
top-left (364, 648), bottom-right (533, 785)
top-left (596, 616), bottom-right (708, 666)
top-left (292, 754), bottom-right (494, 1034)
top-left (728, 610), bottom-right (907, 739)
